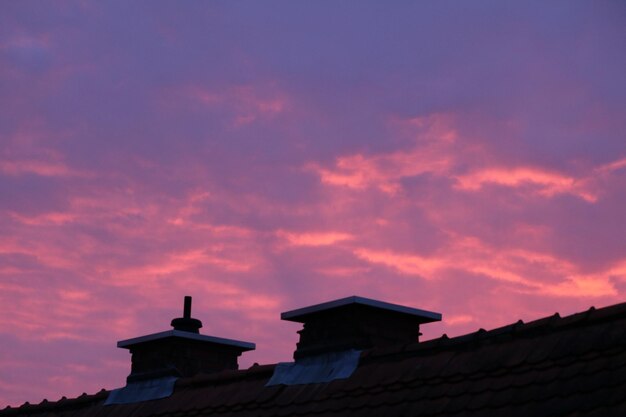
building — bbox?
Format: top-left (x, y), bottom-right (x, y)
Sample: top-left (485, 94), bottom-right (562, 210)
top-left (2, 295), bottom-right (626, 416)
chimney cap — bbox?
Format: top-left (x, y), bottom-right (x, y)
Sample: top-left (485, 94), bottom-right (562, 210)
top-left (117, 329), bottom-right (255, 351)
top-left (281, 295), bottom-right (442, 324)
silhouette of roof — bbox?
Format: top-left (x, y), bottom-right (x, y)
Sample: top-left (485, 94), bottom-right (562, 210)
top-left (3, 301), bottom-right (626, 417)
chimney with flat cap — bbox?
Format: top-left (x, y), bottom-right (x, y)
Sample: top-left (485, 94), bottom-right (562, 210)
top-left (117, 296), bottom-right (255, 382)
top-left (282, 296), bottom-right (442, 360)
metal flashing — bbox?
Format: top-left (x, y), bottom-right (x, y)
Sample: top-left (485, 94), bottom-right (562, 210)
top-left (281, 295), bottom-right (442, 323)
top-left (117, 330), bottom-right (255, 350)
top-left (104, 376), bottom-right (178, 405)
top-left (266, 349), bottom-right (361, 386)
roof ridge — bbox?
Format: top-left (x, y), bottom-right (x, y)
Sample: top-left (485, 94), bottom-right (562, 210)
top-left (216, 348), bottom-right (626, 415)
top-left (365, 300), bottom-right (626, 360)
top-left (2, 389), bottom-right (108, 415)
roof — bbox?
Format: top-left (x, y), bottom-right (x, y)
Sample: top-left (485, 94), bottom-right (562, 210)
top-left (3, 301), bottom-right (626, 417)
top-left (281, 295), bottom-right (442, 323)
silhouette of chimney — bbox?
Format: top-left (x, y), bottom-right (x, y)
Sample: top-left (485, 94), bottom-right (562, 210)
top-left (117, 296), bottom-right (255, 382)
top-left (282, 296), bottom-right (442, 360)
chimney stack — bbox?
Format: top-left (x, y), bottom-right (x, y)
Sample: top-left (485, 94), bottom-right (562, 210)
top-left (117, 296), bottom-right (255, 382)
top-left (282, 296), bottom-right (441, 360)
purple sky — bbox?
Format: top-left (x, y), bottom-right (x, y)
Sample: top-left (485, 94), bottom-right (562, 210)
top-left (1, 1), bottom-right (625, 407)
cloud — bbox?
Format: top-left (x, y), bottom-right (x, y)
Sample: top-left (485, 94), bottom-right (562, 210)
top-left (308, 114), bottom-right (455, 194)
top-left (176, 83), bottom-right (291, 127)
top-left (353, 236), bottom-right (621, 298)
top-left (540, 276), bottom-right (617, 298)
top-left (353, 248), bottom-right (442, 278)
top-left (309, 115), bottom-right (623, 205)
top-left (455, 167), bottom-right (597, 202)
top-left (9, 211), bottom-right (75, 225)
top-left (0, 159), bottom-right (76, 177)
top-left (277, 230), bottom-right (353, 247)
top-left (596, 157), bottom-right (626, 174)
top-left (0, 1), bottom-right (625, 408)
top-left (445, 314), bottom-right (474, 326)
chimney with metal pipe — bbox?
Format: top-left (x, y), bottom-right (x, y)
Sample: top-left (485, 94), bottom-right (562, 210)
top-left (117, 296), bottom-right (255, 383)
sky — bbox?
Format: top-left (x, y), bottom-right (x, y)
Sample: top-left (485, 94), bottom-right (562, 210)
top-left (1, 0), bottom-right (625, 407)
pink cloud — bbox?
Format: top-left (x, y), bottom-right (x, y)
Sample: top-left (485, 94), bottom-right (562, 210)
top-left (0, 159), bottom-right (73, 177)
top-left (174, 83), bottom-right (291, 127)
top-left (1, 2), bottom-right (624, 408)
top-left (308, 115), bottom-right (455, 193)
top-left (445, 314), bottom-right (474, 325)
top-left (121, 248), bottom-right (257, 277)
top-left (315, 266), bottom-right (372, 277)
top-left (352, 236), bottom-right (621, 298)
top-left (9, 211), bottom-right (76, 225)
top-left (353, 248), bottom-right (443, 278)
top-left (597, 157), bottom-right (626, 174)
top-left (277, 230), bottom-right (354, 246)
top-left (455, 167), bottom-right (596, 202)
top-left (308, 116), bottom-right (622, 206)
top-left (540, 275), bottom-right (617, 298)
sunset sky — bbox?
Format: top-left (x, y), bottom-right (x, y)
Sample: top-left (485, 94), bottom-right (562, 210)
top-left (1, 1), bottom-right (625, 407)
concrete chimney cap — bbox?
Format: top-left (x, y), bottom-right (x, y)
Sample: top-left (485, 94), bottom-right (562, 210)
top-left (281, 295), bottom-right (442, 323)
top-left (117, 330), bottom-right (255, 351)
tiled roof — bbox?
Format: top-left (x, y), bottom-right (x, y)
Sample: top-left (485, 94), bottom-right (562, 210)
top-left (3, 301), bottom-right (626, 417)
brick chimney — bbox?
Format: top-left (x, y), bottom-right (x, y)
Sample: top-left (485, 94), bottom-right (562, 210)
top-left (117, 296), bottom-right (255, 382)
top-left (282, 296), bottom-right (442, 360)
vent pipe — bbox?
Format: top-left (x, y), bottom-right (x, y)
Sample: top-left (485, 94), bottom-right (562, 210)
top-left (170, 296), bottom-right (202, 333)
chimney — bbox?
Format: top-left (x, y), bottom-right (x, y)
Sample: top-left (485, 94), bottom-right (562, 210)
top-left (117, 296), bottom-right (255, 382)
top-left (282, 296), bottom-right (442, 360)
